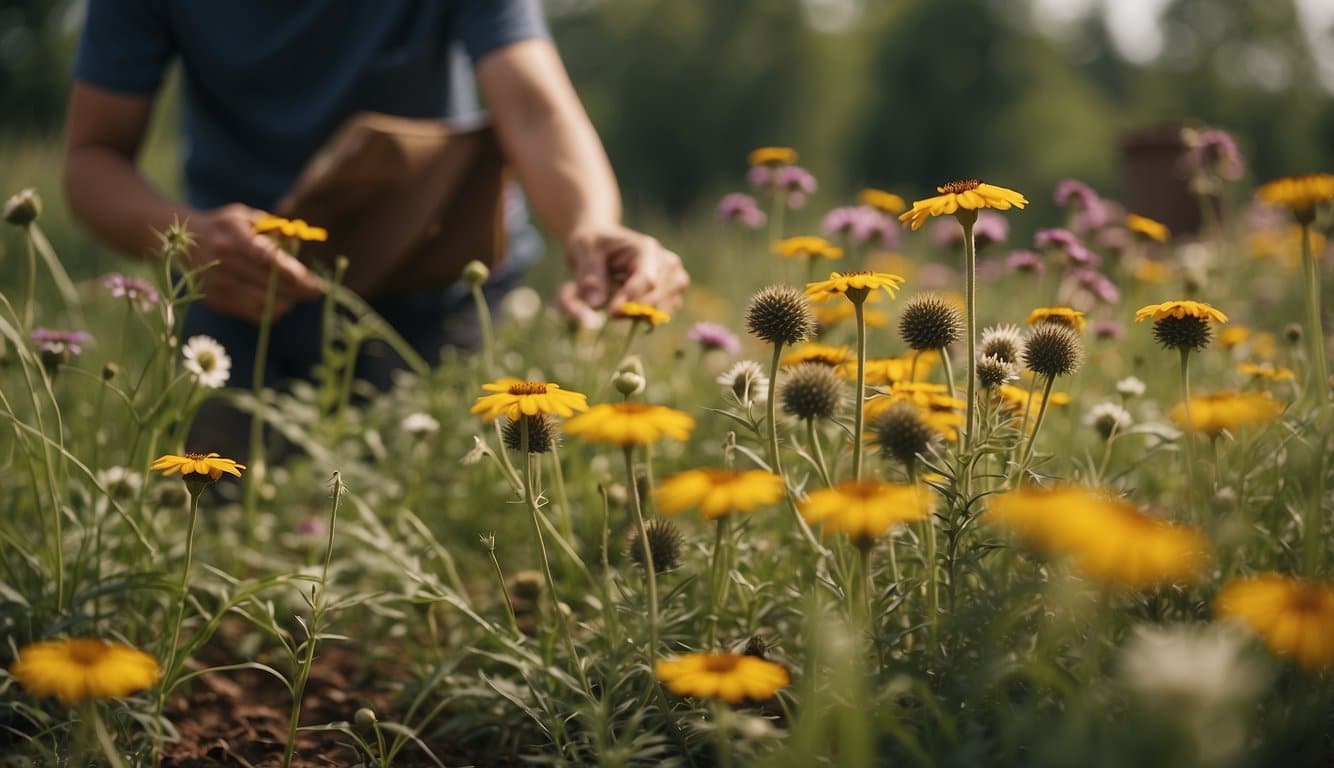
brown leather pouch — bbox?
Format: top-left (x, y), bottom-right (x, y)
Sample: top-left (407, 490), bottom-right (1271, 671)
top-left (277, 113), bottom-right (508, 297)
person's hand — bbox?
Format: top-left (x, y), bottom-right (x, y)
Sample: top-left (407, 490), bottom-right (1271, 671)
top-left (186, 204), bottom-right (325, 323)
top-left (556, 224), bottom-right (690, 327)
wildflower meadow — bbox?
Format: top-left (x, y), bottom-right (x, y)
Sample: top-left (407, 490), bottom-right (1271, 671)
top-left (2, 146), bottom-right (1333, 767)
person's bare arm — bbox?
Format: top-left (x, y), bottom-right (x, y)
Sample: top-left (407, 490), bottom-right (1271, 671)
top-left (62, 82), bottom-right (322, 322)
top-left (476, 39), bottom-right (688, 325)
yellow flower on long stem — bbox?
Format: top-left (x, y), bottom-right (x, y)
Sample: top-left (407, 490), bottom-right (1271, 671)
top-left (748, 147), bottom-right (798, 167)
top-left (1126, 213), bottom-right (1170, 242)
top-left (655, 652), bottom-right (789, 703)
top-left (11, 638), bottom-right (160, 705)
top-left (847, 352), bottom-right (939, 386)
top-left (1239, 362), bottom-right (1295, 382)
top-left (655, 469), bottom-right (785, 520)
top-left (800, 481), bottom-right (932, 543)
top-left (781, 343), bottom-right (850, 368)
top-left (804, 271), bottom-right (904, 303)
top-left (858, 188), bottom-right (906, 215)
top-left (1256, 173), bottom-right (1334, 221)
top-left (565, 402), bottom-right (695, 446)
top-left (1216, 573), bottom-right (1334, 670)
top-left (150, 452), bottom-right (245, 481)
top-left (613, 302), bottom-right (670, 327)
top-left (1027, 306), bottom-right (1087, 332)
top-left (773, 236), bottom-right (844, 261)
top-left (987, 486), bottom-right (1208, 589)
top-left (897, 179), bottom-right (1028, 232)
top-left (470, 378), bottom-right (589, 422)
top-left (1134, 300), bottom-right (1229, 324)
top-left (815, 300), bottom-right (889, 329)
top-left (1170, 391), bottom-right (1284, 435)
top-left (253, 215), bottom-right (328, 242)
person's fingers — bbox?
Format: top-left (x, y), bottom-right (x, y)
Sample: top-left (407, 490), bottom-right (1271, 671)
top-left (555, 280), bottom-right (601, 329)
top-left (568, 239), bottom-right (609, 308)
top-left (250, 236), bottom-right (325, 300)
top-left (200, 273), bottom-right (295, 323)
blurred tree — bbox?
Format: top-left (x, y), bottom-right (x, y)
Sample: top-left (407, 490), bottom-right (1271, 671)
top-left (0, 0), bottom-right (76, 133)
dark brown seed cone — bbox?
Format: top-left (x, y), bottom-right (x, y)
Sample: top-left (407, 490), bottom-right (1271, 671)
top-left (746, 285), bottom-right (815, 346)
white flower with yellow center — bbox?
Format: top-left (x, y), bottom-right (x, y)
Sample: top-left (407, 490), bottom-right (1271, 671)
top-left (182, 335), bottom-right (232, 389)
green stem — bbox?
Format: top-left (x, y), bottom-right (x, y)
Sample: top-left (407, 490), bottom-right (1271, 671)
top-left (961, 215), bottom-right (978, 452)
top-left (85, 703), bottom-right (128, 768)
top-left (243, 262), bottom-right (281, 537)
top-left (765, 343), bottom-right (785, 476)
top-left (470, 283), bottom-right (496, 377)
top-left (1301, 221), bottom-right (1327, 406)
top-left (159, 488), bottom-right (202, 731)
top-left (1016, 375), bottom-right (1056, 483)
top-left (488, 543), bottom-right (521, 637)
top-left (22, 226), bottom-right (36, 329)
top-left (807, 418), bottom-right (832, 488)
top-left (938, 346), bottom-right (957, 404)
top-left (1179, 348), bottom-right (1199, 522)
top-left (852, 300), bottom-right (868, 482)
top-left (522, 421), bottom-right (591, 695)
top-left (624, 445), bottom-right (660, 671)
top-left (707, 516), bottom-right (731, 647)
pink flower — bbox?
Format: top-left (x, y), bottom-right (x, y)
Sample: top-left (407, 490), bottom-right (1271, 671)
top-left (1066, 268), bottom-right (1120, 304)
top-left (1005, 250), bottom-right (1045, 277)
top-left (928, 210), bottom-right (1008, 250)
top-left (102, 273), bottom-right (161, 313)
top-left (687, 322), bottom-right (741, 355)
top-left (821, 206), bottom-right (899, 249)
top-left (30, 328), bottom-right (92, 356)
top-left (717, 193), bottom-right (766, 230)
top-left (1054, 179), bottom-right (1112, 232)
top-left (1035, 228), bottom-right (1100, 267)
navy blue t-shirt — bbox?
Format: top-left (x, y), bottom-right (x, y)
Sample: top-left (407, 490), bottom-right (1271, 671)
top-left (73, 0), bottom-right (549, 213)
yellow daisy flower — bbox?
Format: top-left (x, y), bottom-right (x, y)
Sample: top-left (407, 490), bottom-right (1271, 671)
top-left (1133, 259), bottom-right (1173, 284)
top-left (1216, 574), bottom-right (1334, 670)
top-left (987, 486), bottom-right (1208, 589)
top-left (898, 179), bottom-right (1028, 231)
top-left (655, 469), bottom-right (785, 520)
top-left (1027, 306), bottom-right (1087, 332)
top-left (1126, 213), bottom-right (1170, 243)
top-left (655, 652), bottom-right (790, 703)
top-left (804, 271), bottom-right (905, 303)
top-left (858, 188), bottom-right (907, 215)
top-left (150, 452), bottom-right (245, 481)
top-left (799, 481), bottom-right (933, 542)
top-left (781, 343), bottom-right (851, 368)
top-left (1170, 391), bottom-right (1284, 435)
top-left (1134, 300), bottom-right (1229, 324)
top-left (1219, 325), bottom-right (1251, 350)
top-left (1256, 173), bottom-right (1334, 219)
top-left (995, 384), bottom-right (1072, 416)
top-left (1250, 226), bottom-right (1326, 268)
top-left (253, 215), bottom-right (328, 242)
top-left (11, 638), bottom-right (160, 705)
top-left (470, 378), bottom-right (589, 422)
top-left (863, 382), bottom-right (965, 439)
top-left (613, 301), bottom-right (671, 327)
top-left (773, 236), bottom-right (844, 261)
top-left (847, 352), bottom-right (939, 386)
top-left (1239, 362), bottom-right (1295, 381)
top-left (748, 147), bottom-right (798, 167)
top-left (815, 301), bottom-right (890, 329)
top-left (565, 402), bottom-right (695, 446)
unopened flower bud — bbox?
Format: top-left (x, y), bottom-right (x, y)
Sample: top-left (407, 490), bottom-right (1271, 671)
top-left (613, 370), bottom-right (646, 396)
top-left (1284, 323), bottom-right (1302, 345)
top-left (462, 259), bottom-right (490, 288)
top-left (3, 188), bottom-right (41, 226)
top-left (354, 707), bottom-right (378, 730)
top-left (102, 362), bottom-right (119, 381)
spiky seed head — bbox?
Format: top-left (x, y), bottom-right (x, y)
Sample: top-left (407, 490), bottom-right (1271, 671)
top-left (503, 415), bottom-right (560, 454)
top-left (746, 285), bottom-right (815, 346)
top-left (779, 362), bottom-right (844, 421)
top-left (1024, 323), bottom-right (1083, 378)
top-left (898, 294), bottom-right (964, 351)
top-left (976, 354), bottom-right (1017, 389)
top-left (507, 570), bottom-right (545, 601)
top-left (1284, 323), bottom-right (1303, 345)
top-left (980, 324), bottom-right (1025, 364)
top-left (627, 517), bottom-right (684, 574)
top-left (743, 635), bottom-right (769, 658)
top-left (1151, 315), bottom-right (1212, 351)
top-left (872, 402), bottom-right (937, 467)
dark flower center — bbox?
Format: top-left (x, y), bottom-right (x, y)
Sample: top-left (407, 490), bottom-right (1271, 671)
top-left (508, 382), bottom-right (549, 395)
top-left (941, 179), bottom-right (981, 194)
top-left (703, 655), bottom-right (742, 673)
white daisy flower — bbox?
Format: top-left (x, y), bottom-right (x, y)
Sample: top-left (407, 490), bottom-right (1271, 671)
top-left (716, 360), bottom-right (769, 407)
top-left (97, 466), bottom-right (143, 501)
top-left (401, 411), bottom-right (440, 438)
top-left (1086, 402), bottom-right (1133, 439)
top-left (979, 324), bottom-right (1025, 364)
top-left (1116, 376), bottom-right (1147, 398)
top-left (182, 335), bottom-right (232, 389)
